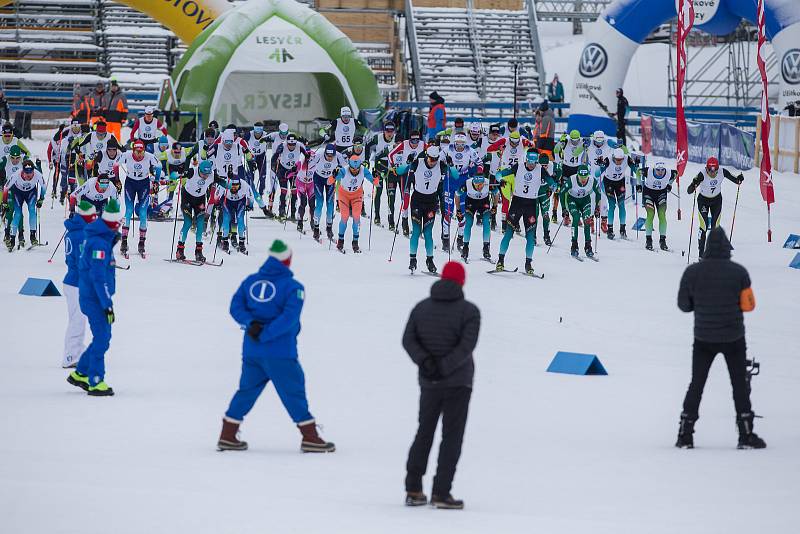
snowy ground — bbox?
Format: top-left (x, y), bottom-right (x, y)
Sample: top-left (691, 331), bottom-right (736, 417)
top-left (1, 132), bottom-right (798, 533)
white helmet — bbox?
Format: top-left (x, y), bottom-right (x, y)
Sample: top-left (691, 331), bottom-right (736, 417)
top-left (653, 161), bottom-right (667, 177)
top-left (593, 130), bottom-right (605, 145)
top-left (612, 148), bottom-right (626, 161)
top-left (469, 123), bottom-right (481, 135)
top-left (279, 122), bottom-right (289, 134)
top-left (426, 145), bottom-right (440, 158)
top-left (453, 133), bottom-right (467, 146)
top-left (340, 106), bottom-right (352, 117)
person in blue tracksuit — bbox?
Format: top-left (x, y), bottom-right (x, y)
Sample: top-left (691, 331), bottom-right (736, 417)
top-left (217, 239), bottom-right (335, 453)
top-left (67, 198), bottom-right (122, 396)
top-left (61, 200), bottom-right (97, 368)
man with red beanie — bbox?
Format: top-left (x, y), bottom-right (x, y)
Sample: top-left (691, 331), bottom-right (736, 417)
top-left (402, 260), bottom-right (480, 509)
top-left (218, 239), bottom-right (335, 454)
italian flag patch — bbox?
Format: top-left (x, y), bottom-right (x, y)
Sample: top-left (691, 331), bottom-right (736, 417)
top-left (92, 250), bottom-right (106, 260)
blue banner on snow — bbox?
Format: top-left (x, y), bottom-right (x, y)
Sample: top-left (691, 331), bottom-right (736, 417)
top-left (720, 123), bottom-right (755, 170)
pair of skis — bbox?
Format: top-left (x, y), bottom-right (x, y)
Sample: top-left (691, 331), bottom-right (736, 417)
top-left (487, 267), bottom-right (545, 279)
top-left (164, 258), bottom-right (224, 267)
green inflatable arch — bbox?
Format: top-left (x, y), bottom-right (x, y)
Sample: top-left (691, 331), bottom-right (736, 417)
top-left (165, 0), bottom-right (382, 135)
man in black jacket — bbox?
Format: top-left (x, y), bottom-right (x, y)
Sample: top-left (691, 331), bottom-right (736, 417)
top-left (614, 88), bottom-right (629, 145)
top-left (402, 261), bottom-right (480, 509)
top-left (676, 227), bottom-right (765, 450)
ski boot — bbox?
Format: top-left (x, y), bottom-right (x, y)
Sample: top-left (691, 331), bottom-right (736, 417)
top-left (430, 494), bottom-right (464, 510)
top-left (297, 219), bottom-right (304, 233)
top-left (278, 206), bottom-right (286, 221)
top-left (374, 214), bottom-right (381, 226)
top-left (525, 258), bottom-right (534, 275)
top-left (675, 412), bottom-right (695, 449)
top-left (17, 233), bottom-right (25, 249)
top-left (645, 235), bottom-right (654, 251)
top-left (336, 238), bottom-right (345, 252)
top-left (483, 242), bottom-right (492, 261)
top-left (659, 236), bottom-right (669, 251)
top-left (218, 417), bottom-right (248, 451)
top-left (600, 216), bottom-right (608, 234)
top-left (67, 371), bottom-right (89, 391)
top-left (425, 256), bottom-right (437, 274)
top-left (230, 232), bottom-right (239, 249)
top-left (619, 224), bottom-right (628, 239)
top-left (460, 242), bottom-right (469, 261)
top-left (298, 421), bottom-right (335, 453)
top-left (87, 381), bottom-right (114, 397)
top-left (551, 209), bottom-right (557, 224)
top-left (606, 225), bottom-right (615, 240)
top-left (441, 236), bottom-right (450, 252)
top-left (137, 235), bottom-right (146, 256)
top-left (221, 237), bottom-right (230, 254)
top-left (495, 253), bottom-right (505, 272)
top-left (456, 235), bottom-right (464, 252)
top-left (402, 217), bottom-right (410, 237)
top-left (543, 230), bottom-right (552, 247)
top-left (176, 241), bottom-right (186, 261)
top-left (585, 242), bottom-right (594, 258)
top-left (313, 224), bottom-right (321, 241)
top-left (388, 217), bottom-right (396, 232)
top-left (216, 231), bottom-right (223, 248)
top-left (120, 235), bottom-right (128, 256)
top-left (409, 254), bottom-right (417, 273)
top-left (30, 231), bottom-right (38, 247)
top-left (265, 208), bottom-right (275, 219)
top-left (195, 243), bottom-right (206, 263)
top-left (5, 234), bottom-right (14, 252)
top-left (736, 412), bottom-right (767, 449)
top-left (570, 238), bottom-right (579, 258)
top-left (326, 223), bottom-right (334, 241)
top-left (352, 240), bottom-right (361, 253)
top-left (501, 220), bottom-right (508, 233)
top-left (238, 239), bottom-right (247, 255)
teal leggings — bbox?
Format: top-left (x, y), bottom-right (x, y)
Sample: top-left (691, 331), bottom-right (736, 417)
top-left (463, 211), bottom-right (490, 244)
top-left (499, 226), bottom-right (535, 259)
top-left (410, 219), bottom-right (434, 256)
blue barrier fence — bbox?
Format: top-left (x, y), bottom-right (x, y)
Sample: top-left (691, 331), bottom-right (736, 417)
top-left (6, 89), bottom-right (161, 114)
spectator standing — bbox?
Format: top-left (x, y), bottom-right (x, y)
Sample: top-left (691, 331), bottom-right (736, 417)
top-left (0, 89), bottom-right (9, 122)
top-left (402, 261), bottom-right (480, 510)
top-left (88, 81), bottom-right (106, 126)
top-left (547, 74), bottom-right (564, 117)
top-left (427, 91), bottom-right (447, 141)
top-left (675, 227), bottom-right (766, 450)
top-left (614, 88), bottom-right (629, 145)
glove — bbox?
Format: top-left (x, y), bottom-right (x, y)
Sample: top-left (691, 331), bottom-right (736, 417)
top-left (736, 174), bottom-right (744, 185)
top-left (36, 199), bottom-right (43, 209)
top-left (594, 206), bottom-right (600, 218)
top-left (636, 184), bottom-right (642, 193)
top-left (327, 176), bottom-right (335, 186)
top-left (373, 178), bottom-right (379, 187)
top-left (563, 213), bottom-right (571, 226)
top-left (105, 307), bottom-right (115, 325)
top-left (686, 183), bottom-right (696, 194)
top-left (666, 184), bottom-right (672, 192)
top-left (247, 321), bottom-right (264, 341)
top-left (420, 357), bottom-right (442, 380)
top-left (248, 160), bottom-right (257, 172)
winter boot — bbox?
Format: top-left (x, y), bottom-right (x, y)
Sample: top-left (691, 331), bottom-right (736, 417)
top-left (675, 412), bottom-right (695, 449)
top-left (405, 492), bottom-right (428, 507)
top-left (619, 224), bottom-right (628, 239)
top-left (67, 371), bottom-right (90, 391)
top-left (326, 223), bottom-right (334, 241)
top-left (87, 381), bottom-right (114, 397)
top-left (584, 242), bottom-right (594, 258)
top-left (431, 494), bottom-right (464, 510)
top-left (460, 242), bottom-right (469, 261)
top-left (298, 421), bottom-right (335, 453)
top-left (195, 243), bottom-right (206, 263)
top-left (736, 412), bottom-right (767, 449)
top-left (175, 241), bottom-right (186, 261)
top-left (525, 258), bottom-right (534, 275)
top-left (402, 217), bottom-right (410, 237)
top-left (313, 224), bottom-right (321, 241)
top-left (659, 236), bottom-right (669, 251)
top-left (409, 254), bottom-right (417, 273)
top-left (30, 231), bottom-right (38, 246)
top-left (543, 230), bottom-right (552, 247)
top-left (600, 216), bottom-right (608, 234)
top-left (645, 235), bottom-right (654, 251)
top-left (456, 234), bottom-right (464, 252)
top-left (221, 237), bottom-right (230, 254)
top-left (352, 240), bottom-right (360, 253)
top-left (217, 417), bottom-right (248, 451)
top-left (230, 232), bottom-right (239, 248)
top-left (336, 238), bottom-right (345, 252)
top-left (483, 242), bottom-right (492, 261)
top-left (238, 239), bottom-right (247, 255)
top-left (570, 238), bottom-right (579, 258)
top-left (495, 253), bottom-right (505, 272)
top-left (426, 256), bottom-right (437, 274)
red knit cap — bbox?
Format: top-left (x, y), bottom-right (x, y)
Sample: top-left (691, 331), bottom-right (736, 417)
top-left (441, 261), bottom-right (466, 286)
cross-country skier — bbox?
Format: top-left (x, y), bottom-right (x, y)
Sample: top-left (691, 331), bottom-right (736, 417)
top-left (444, 132), bottom-right (480, 252)
top-left (308, 143), bottom-right (343, 242)
top-left (331, 154), bottom-right (377, 253)
top-left (128, 106), bottom-right (167, 153)
top-left (560, 164), bottom-right (601, 259)
top-left (0, 145), bottom-right (24, 245)
top-left (154, 141), bottom-right (190, 219)
top-left (218, 239), bottom-right (335, 453)
top-left (587, 130), bottom-right (613, 231)
top-left (2, 159), bottom-right (45, 251)
top-left (115, 139), bottom-right (161, 257)
top-left (323, 106), bottom-right (362, 153)
top-left (486, 131), bottom-right (534, 230)
top-left (75, 120), bottom-right (117, 160)
top-left (294, 157), bottom-right (314, 235)
top-left (460, 165), bottom-right (493, 263)
top-left (553, 130), bottom-right (588, 223)
top-left (66, 198), bottom-right (122, 396)
top-left (366, 121), bottom-right (398, 227)
top-left (494, 151), bottom-right (557, 274)
top-left (88, 137), bottom-right (122, 189)
top-left (0, 122), bottom-right (30, 158)
top-left (70, 173), bottom-right (118, 214)
top-left (270, 133), bottom-right (308, 221)
top-left (686, 157), bottom-right (743, 258)
top-left (637, 161), bottom-right (677, 251)
top-left (62, 200), bottom-right (97, 368)
top-left (598, 147), bottom-right (634, 239)
top-left (211, 174), bottom-right (266, 255)
top-left (243, 122), bottom-right (269, 195)
top-left (389, 129), bottom-right (425, 237)
top-left (175, 160), bottom-right (216, 263)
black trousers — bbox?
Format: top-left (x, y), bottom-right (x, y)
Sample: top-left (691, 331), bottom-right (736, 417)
top-left (682, 337), bottom-right (752, 419)
top-left (616, 120), bottom-right (627, 145)
top-left (405, 386), bottom-right (471, 496)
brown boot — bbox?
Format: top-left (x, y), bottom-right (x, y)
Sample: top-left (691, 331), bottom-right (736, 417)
top-left (217, 417), bottom-right (248, 451)
top-left (298, 420), bottom-right (335, 453)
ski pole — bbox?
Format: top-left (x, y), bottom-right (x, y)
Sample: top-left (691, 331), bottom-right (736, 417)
top-left (283, 171), bottom-right (294, 231)
top-left (686, 190), bottom-right (697, 264)
top-left (368, 178), bottom-right (375, 251)
top-left (635, 189), bottom-right (640, 240)
top-left (47, 229), bottom-right (67, 263)
top-left (389, 178), bottom-right (409, 262)
top-left (169, 185), bottom-right (181, 260)
top-left (729, 182), bottom-right (741, 242)
top-left (211, 207), bottom-right (221, 263)
top-left (546, 216), bottom-right (565, 255)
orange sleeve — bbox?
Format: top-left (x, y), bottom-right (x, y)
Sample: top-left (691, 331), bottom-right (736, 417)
top-left (740, 287), bottom-right (756, 312)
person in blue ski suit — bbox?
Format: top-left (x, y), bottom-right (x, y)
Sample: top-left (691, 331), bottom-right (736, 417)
top-left (67, 198), bottom-right (122, 396)
top-left (217, 239), bottom-right (335, 453)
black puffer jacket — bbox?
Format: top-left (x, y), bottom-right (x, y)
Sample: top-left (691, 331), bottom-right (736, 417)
top-left (678, 228), bottom-right (751, 342)
top-left (402, 279), bottom-right (480, 388)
